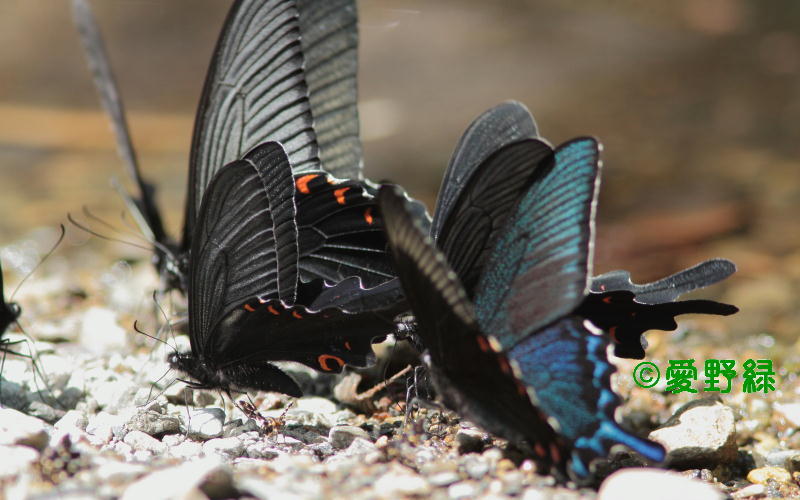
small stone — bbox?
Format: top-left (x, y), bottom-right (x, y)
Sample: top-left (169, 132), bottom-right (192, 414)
top-left (649, 398), bottom-right (737, 468)
top-left (448, 481), bottom-right (479, 499)
top-left (0, 408), bottom-right (49, 450)
top-left (170, 440), bottom-right (203, 459)
top-left (223, 418), bottom-right (259, 438)
top-left (26, 401), bottom-right (65, 424)
top-left (121, 457), bottom-right (234, 500)
top-left (203, 437), bottom-right (245, 458)
top-left (183, 408), bottom-right (225, 440)
top-left (598, 469), bottom-right (724, 500)
top-left (775, 403), bottom-right (800, 428)
top-left (732, 483), bottom-right (766, 499)
top-left (294, 396), bottom-right (337, 414)
top-left (765, 450), bottom-right (800, 468)
top-left (429, 471), bottom-right (461, 487)
top-left (246, 441), bottom-right (280, 460)
top-left (463, 455), bottom-right (490, 479)
top-left (747, 466), bottom-right (793, 485)
top-left (373, 466), bottom-right (432, 496)
top-left (128, 410), bottom-right (181, 437)
top-left (329, 425), bottom-right (371, 449)
top-left (54, 410), bottom-right (88, 431)
top-left (80, 307), bottom-right (128, 354)
top-left (123, 430), bottom-right (167, 454)
top-left (0, 445), bottom-right (39, 479)
top-left (86, 411), bottom-right (127, 443)
top-left (456, 428), bottom-right (485, 454)
top-left (95, 459), bottom-right (149, 484)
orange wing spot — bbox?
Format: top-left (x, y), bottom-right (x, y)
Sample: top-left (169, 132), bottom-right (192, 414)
top-left (318, 354), bottom-right (345, 372)
top-left (550, 442), bottom-right (562, 464)
top-left (345, 341), bottom-right (352, 351)
top-left (267, 305), bottom-right (280, 316)
top-left (608, 326), bottom-right (618, 342)
top-left (516, 381), bottom-right (527, 397)
top-left (602, 296), bottom-right (614, 304)
top-left (243, 304), bottom-right (255, 312)
top-left (292, 310), bottom-right (303, 319)
top-left (334, 187), bottom-right (350, 205)
top-left (476, 336), bottom-right (491, 352)
top-left (498, 356), bottom-right (512, 375)
top-left (364, 207), bottom-right (374, 225)
top-left (295, 174), bottom-right (318, 194)
top-left (534, 442), bottom-right (546, 457)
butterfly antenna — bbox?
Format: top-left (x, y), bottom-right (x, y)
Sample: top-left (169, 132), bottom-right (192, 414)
top-left (9, 225), bottom-right (66, 303)
top-left (67, 213), bottom-right (153, 253)
top-left (82, 204), bottom-right (151, 245)
top-left (133, 320), bottom-right (175, 352)
top-left (6, 322), bottom-right (64, 410)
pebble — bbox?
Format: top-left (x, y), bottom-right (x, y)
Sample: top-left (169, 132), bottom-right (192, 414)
top-left (169, 440), bottom-right (203, 459)
top-left (649, 398), bottom-right (737, 468)
top-left (429, 471), bottom-right (462, 487)
top-left (329, 425), bottom-right (371, 449)
top-left (0, 445), bottom-right (39, 479)
top-left (80, 307), bottom-right (128, 354)
top-left (123, 430), bottom-right (167, 454)
top-left (731, 483), bottom-right (766, 498)
top-left (183, 408), bottom-right (225, 440)
top-left (26, 401), bottom-right (65, 423)
top-left (373, 466), bottom-right (432, 496)
top-left (456, 428), bottom-right (486, 454)
top-left (774, 403), bottom-right (800, 428)
top-left (54, 410), bottom-right (88, 431)
top-left (448, 480), bottom-right (479, 499)
top-left (747, 465), bottom-right (793, 484)
top-left (121, 457), bottom-right (234, 500)
top-left (127, 410), bottom-right (181, 437)
top-left (203, 437), bottom-right (246, 458)
top-left (598, 469), bottom-right (725, 500)
top-left (94, 459), bottom-right (149, 484)
top-left (86, 411), bottom-right (127, 443)
top-left (0, 408), bottom-right (49, 450)
top-left (463, 455), bottom-right (490, 479)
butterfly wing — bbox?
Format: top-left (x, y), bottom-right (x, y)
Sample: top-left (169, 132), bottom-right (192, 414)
top-left (580, 259), bottom-right (739, 359)
top-left (71, 0), bottom-right (180, 287)
top-left (297, 0), bottom-right (363, 179)
top-left (189, 142), bottom-right (298, 358)
top-left (507, 317), bottom-right (665, 478)
top-left (379, 185), bottom-right (568, 474)
top-left (294, 173), bottom-right (394, 287)
top-left (590, 258), bottom-right (737, 304)
top-left (0, 261), bottom-right (20, 336)
top-left (431, 101), bottom-right (539, 239)
top-left (185, 0), bottom-right (320, 245)
top-left (475, 137), bottom-right (601, 347)
top-left (437, 139), bottom-right (555, 297)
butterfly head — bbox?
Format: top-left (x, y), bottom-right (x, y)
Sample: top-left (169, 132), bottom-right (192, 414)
top-left (167, 350), bottom-right (218, 390)
top-left (0, 301), bottom-right (21, 334)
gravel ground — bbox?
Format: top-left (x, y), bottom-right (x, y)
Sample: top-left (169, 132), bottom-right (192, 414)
top-left (0, 233), bottom-right (797, 500)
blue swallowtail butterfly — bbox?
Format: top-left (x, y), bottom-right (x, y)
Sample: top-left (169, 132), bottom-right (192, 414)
top-left (379, 102), bottom-right (737, 479)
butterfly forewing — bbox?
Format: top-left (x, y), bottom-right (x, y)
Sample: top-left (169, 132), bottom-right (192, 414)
top-left (437, 139), bottom-right (554, 297)
top-left (189, 143), bottom-right (298, 355)
top-left (186, 0), bottom-right (320, 243)
top-left (297, 0), bottom-right (362, 179)
top-left (431, 101), bottom-right (540, 239)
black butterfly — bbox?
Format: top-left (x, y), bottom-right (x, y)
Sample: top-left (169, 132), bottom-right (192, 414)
top-left (72, 0), bottom-right (405, 294)
top-left (168, 142), bottom-right (396, 396)
top-left (0, 260), bottom-right (21, 342)
top-left (379, 103), bottom-right (737, 479)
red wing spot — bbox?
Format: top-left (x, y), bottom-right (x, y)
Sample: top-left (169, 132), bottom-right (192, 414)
top-left (497, 356), bottom-right (512, 376)
top-left (243, 304), bottom-right (255, 312)
top-left (516, 381), bottom-right (527, 397)
top-left (345, 341), bottom-right (352, 351)
top-left (295, 174), bottom-right (318, 194)
top-left (333, 187), bottom-right (350, 205)
top-left (364, 207), bottom-right (374, 225)
top-left (609, 326), bottom-right (618, 342)
top-left (549, 442), bottom-right (562, 464)
top-left (476, 336), bottom-right (490, 352)
top-left (267, 305), bottom-right (280, 316)
top-left (318, 354), bottom-right (345, 372)
top-left (602, 296), bottom-right (613, 304)
top-left (292, 311), bottom-right (303, 319)
top-left (534, 442), bottom-right (546, 457)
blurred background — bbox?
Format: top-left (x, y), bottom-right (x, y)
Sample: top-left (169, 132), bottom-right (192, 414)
top-left (0, 0), bottom-right (798, 344)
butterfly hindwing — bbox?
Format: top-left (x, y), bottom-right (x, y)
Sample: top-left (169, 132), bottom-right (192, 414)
top-left (295, 173), bottom-right (394, 287)
top-left (432, 101), bottom-right (539, 238)
top-left (507, 317), bottom-right (665, 478)
top-left (475, 137), bottom-right (601, 347)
